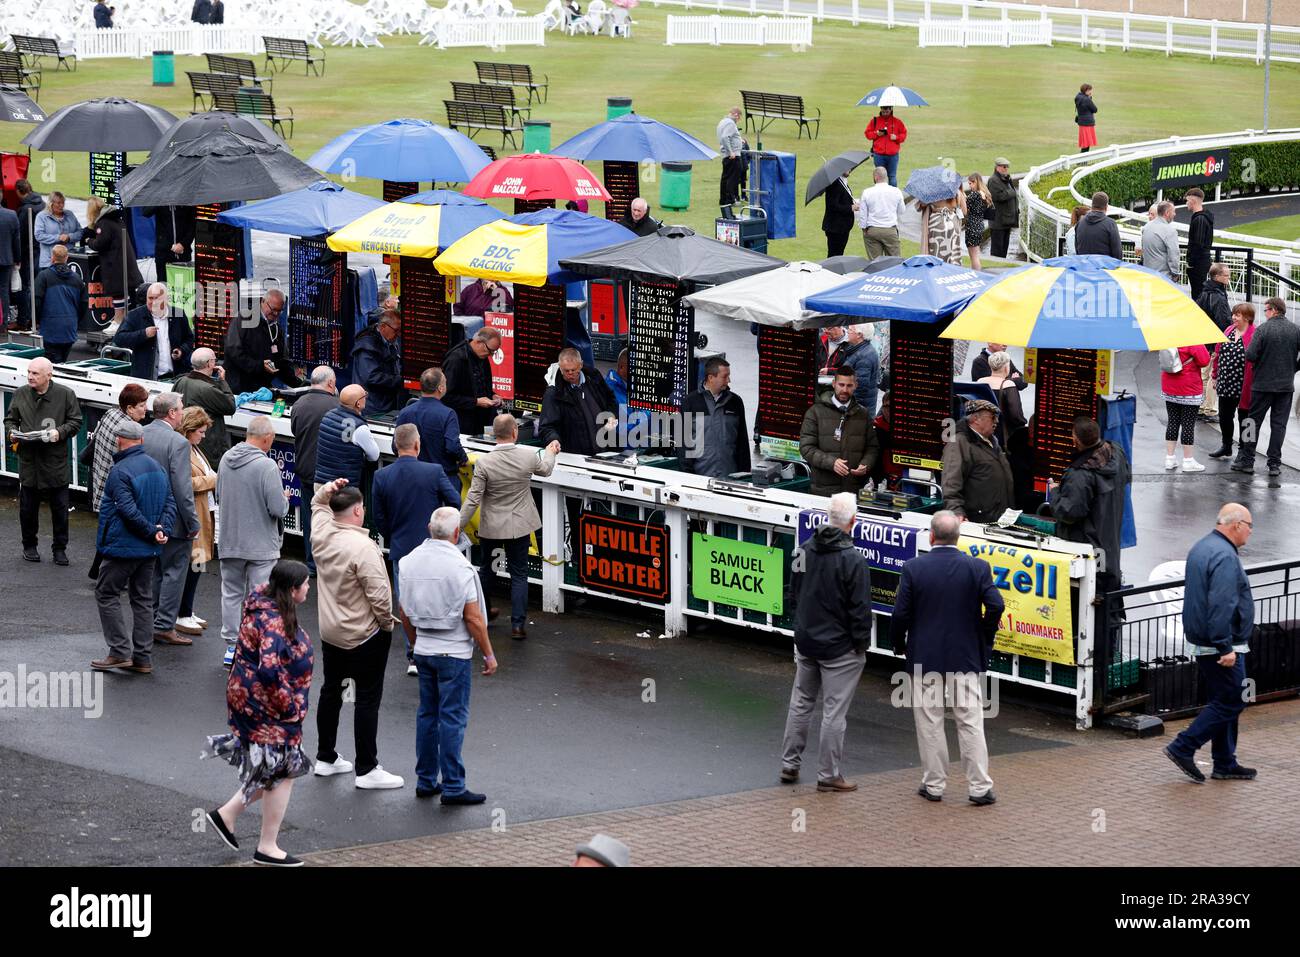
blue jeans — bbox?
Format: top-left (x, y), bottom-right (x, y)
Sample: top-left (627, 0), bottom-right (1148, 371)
top-left (873, 151), bottom-right (899, 187)
top-left (479, 536), bottom-right (529, 628)
top-left (414, 654), bottom-right (472, 794)
top-left (1169, 654), bottom-right (1247, 771)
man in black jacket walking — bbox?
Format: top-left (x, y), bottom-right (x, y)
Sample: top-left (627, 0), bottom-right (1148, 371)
top-left (1236, 298), bottom-right (1300, 477)
top-left (1074, 192), bottom-right (1122, 258)
top-left (780, 492), bottom-right (871, 793)
top-left (1186, 187), bottom-right (1214, 300)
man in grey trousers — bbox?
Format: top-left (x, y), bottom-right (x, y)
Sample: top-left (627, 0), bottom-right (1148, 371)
top-left (215, 416), bottom-right (290, 666)
top-left (142, 392), bottom-right (199, 647)
top-left (780, 491), bottom-right (871, 792)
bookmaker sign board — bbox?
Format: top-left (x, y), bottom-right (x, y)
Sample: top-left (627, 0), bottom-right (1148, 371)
top-left (1151, 149), bottom-right (1230, 189)
top-left (691, 534), bottom-right (783, 616)
top-left (577, 512), bottom-right (670, 603)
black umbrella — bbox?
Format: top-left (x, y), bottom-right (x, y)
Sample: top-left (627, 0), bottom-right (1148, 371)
top-left (804, 150), bottom-right (872, 205)
top-left (22, 97), bottom-right (176, 152)
top-left (116, 129), bottom-right (322, 208)
top-left (0, 85), bottom-right (45, 124)
top-left (558, 225), bottom-right (784, 294)
top-left (818, 255), bottom-right (870, 275)
top-left (154, 110), bottom-right (286, 152)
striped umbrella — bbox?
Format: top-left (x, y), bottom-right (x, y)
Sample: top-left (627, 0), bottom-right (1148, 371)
top-left (856, 85), bottom-right (929, 108)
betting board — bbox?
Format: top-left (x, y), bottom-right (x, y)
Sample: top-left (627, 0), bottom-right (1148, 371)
top-left (382, 180), bottom-right (419, 203)
top-left (889, 320), bottom-right (952, 471)
top-left (396, 256), bottom-right (451, 384)
top-left (514, 198), bottom-right (555, 215)
top-left (1032, 348), bottom-right (1102, 491)
top-left (287, 237), bottom-right (351, 369)
top-left (755, 325), bottom-right (818, 463)
top-left (512, 282), bottom-right (567, 413)
top-left (602, 160), bottom-right (639, 224)
top-left (193, 217), bottom-right (245, 354)
top-left (89, 152), bottom-right (125, 206)
top-left (627, 279), bottom-right (692, 416)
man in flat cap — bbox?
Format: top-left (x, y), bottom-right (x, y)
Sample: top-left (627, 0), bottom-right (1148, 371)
top-left (573, 833), bottom-right (631, 867)
top-left (941, 399), bottom-right (1014, 524)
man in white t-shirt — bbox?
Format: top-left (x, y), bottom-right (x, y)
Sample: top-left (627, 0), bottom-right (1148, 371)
top-left (857, 167), bottom-right (906, 260)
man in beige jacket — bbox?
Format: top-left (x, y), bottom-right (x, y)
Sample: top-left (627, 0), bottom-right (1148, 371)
top-left (310, 477), bottom-right (404, 790)
top-left (460, 413), bottom-right (559, 639)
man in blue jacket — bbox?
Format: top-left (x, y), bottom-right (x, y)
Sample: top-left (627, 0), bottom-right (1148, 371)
top-left (91, 421), bottom-right (178, 675)
top-left (350, 310), bottom-right (404, 414)
top-left (394, 367), bottom-right (466, 480)
top-left (372, 424), bottom-right (462, 672)
top-left (1165, 503), bottom-right (1257, 783)
top-left (33, 245), bottom-right (87, 363)
top-left (892, 510), bottom-right (1004, 805)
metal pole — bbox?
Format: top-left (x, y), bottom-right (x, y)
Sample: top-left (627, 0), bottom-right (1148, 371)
top-left (1263, 0), bottom-right (1273, 131)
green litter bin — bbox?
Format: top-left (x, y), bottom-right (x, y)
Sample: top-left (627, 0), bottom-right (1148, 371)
top-left (522, 120), bottom-right (551, 154)
top-left (659, 162), bottom-right (692, 211)
top-left (606, 96), bottom-right (632, 120)
top-left (152, 50), bottom-right (174, 87)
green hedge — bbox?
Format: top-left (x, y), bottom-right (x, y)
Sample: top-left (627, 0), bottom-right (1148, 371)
top-left (1076, 140), bottom-right (1300, 208)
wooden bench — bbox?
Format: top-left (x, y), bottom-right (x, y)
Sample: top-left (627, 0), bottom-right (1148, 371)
top-left (740, 90), bottom-right (820, 140)
top-left (474, 61), bottom-right (547, 104)
top-left (444, 100), bottom-right (521, 150)
top-left (263, 36), bottom-right (325, 76)
top-left (205, 53), bottom-right (273, 92)
top-left (212, 90), bottom-right (294, 139)
top-left (450, 81), bottom-right (530, 124)
top-left (0, 50), bottom-right (40, 95)
top-left (187, 71), bottom-right (243, 112)
top-left (11, 34), bottom-right (75, 72)
top-left (0, 64), bottom-right (39, 100)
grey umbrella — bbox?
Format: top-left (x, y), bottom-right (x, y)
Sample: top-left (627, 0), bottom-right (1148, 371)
top-left (116, 129), bottom-right (322, 207)
top-left (22, 97), bottom-right (176, 152)
top-left (804, 150), bottom-right (872, 205)
top-left (154, 110), bottom-right (286, 151)
top-left (0, 85), bottom-right (45, 124)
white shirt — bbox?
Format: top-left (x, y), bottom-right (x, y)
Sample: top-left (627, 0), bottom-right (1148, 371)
top-left (858, 183), bottom-right (906, 229)
top-left (399, 538), bottom-right (483, 659)
top-left (153, 312), bottom-right (172, 377)
top-left (351, 423), bottom-right (380, 462)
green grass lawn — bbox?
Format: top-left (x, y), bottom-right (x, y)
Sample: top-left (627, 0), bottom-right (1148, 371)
top-left (4, 9), bottom-right (1299, 263)
top-left (1237, 212), bottom-right (1300, 243)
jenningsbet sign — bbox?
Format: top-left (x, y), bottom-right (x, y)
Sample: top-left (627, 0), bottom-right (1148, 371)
top-left (1150, 149), bottom-right (1230, 189)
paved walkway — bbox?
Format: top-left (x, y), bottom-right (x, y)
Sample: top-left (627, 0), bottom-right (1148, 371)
top-left (303, 699), bottom-right (1300, 867)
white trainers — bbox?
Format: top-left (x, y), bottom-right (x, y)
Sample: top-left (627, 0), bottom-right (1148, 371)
top-left (175, 616), bottom-right (203, 636)
top-left (1164, 455), bottom-right (1177, 470)
top-left (193, 615), bottom-right (208, 628)
top-left (1181, 458), bottom-right (1206, 473)
top-left (314, 756), bottom-right (354, 777)
top-left (355, 766), bottom-right (405, 789)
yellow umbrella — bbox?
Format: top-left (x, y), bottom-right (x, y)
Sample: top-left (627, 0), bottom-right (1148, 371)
top-left (327, 192), bottom-right (504, 258)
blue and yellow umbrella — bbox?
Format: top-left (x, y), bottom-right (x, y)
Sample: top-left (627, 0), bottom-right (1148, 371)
top-left (327, 191), bottom-right (504, 259)
top-left (941, 255), bottom-right (1226, 350)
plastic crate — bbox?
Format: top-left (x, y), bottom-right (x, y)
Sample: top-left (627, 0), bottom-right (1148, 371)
top-left (1017, 656), bottom-right (1047, 682)
top-left (1051, 664), bottom-right (1078, 689)
top-left (989, 651), bottom-right (1013, 675)
top-left (1106, 657), bottom-right (1141, 692)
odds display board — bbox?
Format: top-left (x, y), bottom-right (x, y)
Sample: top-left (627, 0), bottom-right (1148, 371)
top-left (287, 237), bottom-right (351, 369)
top-left (755, 325), bottom-right (817, 463)
top-left (889, 320), bottom-right (952, 471)
top-left (1031, 348), bottom-right (1106, 492)
top-left (627, 279), bottom-right (692, 415)
top-left (193, 217), bottom-right (244, 354)
top-left (797, 508), bottom-right (919, 613)
top-left (958, 536), bottom-right (1074, 665)
top-left (577, 511), bottom-right (670, 603)
top-left (602, 160), bottom-right (639, 224)
top-left (396, 256), bottom-right (452, 384)
top-left (484, 310), bottom-right (514, 401)
top-left (512, 282), bottom-right (566, 413)
top-left (89, 152), bottom-right (125, 206)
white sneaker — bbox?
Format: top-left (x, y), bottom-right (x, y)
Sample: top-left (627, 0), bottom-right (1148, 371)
top-left (104, 321), bottom-right (121, 337)
top-left (1181, 458), bottom-right (1206, 473)
top-left (314, 756), bottom-right (354, 777)
top-left (355, 766), bottom-right (405, 789)
top-left (193, 615), bottom-right (208, 628)
top-left (175, 616), bottom-right (203, 636)
top-left (406, 663), bottom-right (417, 676)
top-left (1164, 455), bottom-right (1177, 470)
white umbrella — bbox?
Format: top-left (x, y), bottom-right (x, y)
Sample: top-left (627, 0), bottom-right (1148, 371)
top-left (683, 261), bottom-right (863, 330)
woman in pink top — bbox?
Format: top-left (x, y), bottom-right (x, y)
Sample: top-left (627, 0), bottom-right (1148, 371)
top-left (1160, 344), bottom-right (1212, 472)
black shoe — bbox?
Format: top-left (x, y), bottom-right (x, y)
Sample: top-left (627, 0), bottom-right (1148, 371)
top-left (206, 809), bottom-right (239, 850)
top-left (415, 784), bottom-right (444, 798)
top-left (22, 547), bottom-right (40, 562)
top-left (252, 849), bottom-right (304, 867)
top-left (440, 789), bottom-right (487, 805)
top-left (917, 785), bottom-right (942, 802)
top-left (1230, 462), bottom-right (1254, 474)
top-left (1208, 447), bottom-right (1233, 459)
top-left (1268, 465), bottom-right (1282, 477)
top-left (968, 791), bottom-right (997, 806)
top-left (1164, 745), bottom-right (1206, 782)
top-left (779, 767), bottom-right (798, 784)
top-left (52, 549), bottom-right (68, 566)
top-left (1211, 765), bottom-right (1257, 780)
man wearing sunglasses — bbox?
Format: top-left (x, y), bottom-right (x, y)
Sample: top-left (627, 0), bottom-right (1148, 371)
top-left (223, 289), bottom-right (303, 394)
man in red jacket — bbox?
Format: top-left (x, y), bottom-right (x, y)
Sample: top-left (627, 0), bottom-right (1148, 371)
top-left (864, 106), bottom-right (907, 187)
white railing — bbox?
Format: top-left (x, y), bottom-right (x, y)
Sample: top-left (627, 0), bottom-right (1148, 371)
top-left (73, 26), bottom-right (271, 59)
top-left (435, 15), bottom-right (546, 47)
top-left (918, 16), bottom-right (1052, 45)
top-left (666, 14), bottom-right (813, 44)
top-left (652, 0), bottom-right (1300, 62)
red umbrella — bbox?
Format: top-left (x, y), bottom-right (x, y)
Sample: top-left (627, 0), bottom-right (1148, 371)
top-left (462, 153), bottom-right (612, 202)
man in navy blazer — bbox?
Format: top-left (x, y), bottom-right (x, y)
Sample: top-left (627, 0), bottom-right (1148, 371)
top-left (113, 283), bottom-right (194, 381)
top-left (372, 423), bottom-right (462, 672)
top-left (892, 510), bottom-right (1004, 806)
top-left (394, 367), bottom-right (467, 481)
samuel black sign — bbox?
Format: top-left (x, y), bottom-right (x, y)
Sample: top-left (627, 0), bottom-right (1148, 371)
top-left (1151, 149), bottom-right (1231, 189)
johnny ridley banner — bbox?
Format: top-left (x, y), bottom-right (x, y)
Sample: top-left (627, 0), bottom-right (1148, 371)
top-left (797, 510), bottom-right (919, 613)
top-left (958, 537), bottom-right (1075, 666)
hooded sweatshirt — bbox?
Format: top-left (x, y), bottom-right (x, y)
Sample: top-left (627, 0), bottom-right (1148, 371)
top-left (1052, 440), bottom-right (1130, 585)
top-left (1074, 209), bottom-right (1122, 259)
top-left (215, 441), bottom-right (289, 561)
top-left (792, 524), bottom-right (873, 660)
top-left (34, 262), bottom-right (87, 344)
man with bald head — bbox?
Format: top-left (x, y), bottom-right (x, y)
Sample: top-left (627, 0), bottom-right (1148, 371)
top-left (313, 384), bottom-right (381, 492)
top-left (892, 510), bottom-right (1005, 805)
top-left (5, 356), bottom-right (83, 563)
top-left (114, 281), bottom-right (194, 380)
top-left (618, 197), bottom-right (661, 238)
top-left (170, 346), bottom-right (236, 466)
top-left (1165, 503), bottom-right (1258, 783)
top-left (222, 289), bottom-right (302, 393)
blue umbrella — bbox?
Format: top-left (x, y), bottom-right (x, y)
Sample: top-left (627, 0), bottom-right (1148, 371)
top-left (400, 188), bottom-right (491, 207)
top-left (307, 118), bottom-right (490, 183)
top-left (215, 180), bottom-right (386, 236)
top-left (904, 165), bottom-right (962, 204)
top-left (856, 85), bottom-right (929, 108)
top-left (550, 113), bottom-right (718, 162)
top-left (801, 255), bottom-right (994, 323)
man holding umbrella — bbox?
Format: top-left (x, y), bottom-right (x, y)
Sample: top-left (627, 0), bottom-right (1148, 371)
top-left (822, 174), bottom-right (858, 259)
